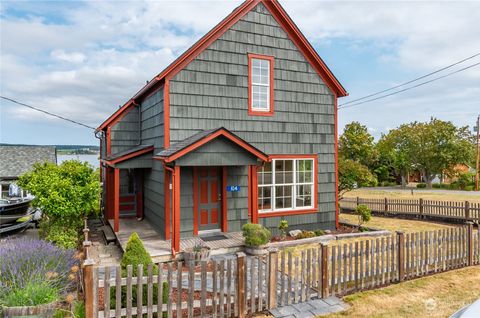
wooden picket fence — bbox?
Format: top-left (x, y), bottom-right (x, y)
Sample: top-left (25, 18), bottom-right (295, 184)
top-left (340, 197), bottom-right (480, 223)
top-left (82, 225), bottom-right (480, 318)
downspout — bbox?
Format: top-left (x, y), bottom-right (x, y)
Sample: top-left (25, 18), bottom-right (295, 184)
top-left (162, 161), bottom-right (176, 256)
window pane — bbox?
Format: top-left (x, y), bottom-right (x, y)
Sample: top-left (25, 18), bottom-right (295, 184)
top-left (258, 186), bottom-right (272, 211)
top-left (296, 184), bottom-right (312, 208)
top-left (275, 185), bottom-right (292, 209)
top-left (296, 159), bottom-right (314, 184)
top-left (258, 162), bottom-right (272, 185)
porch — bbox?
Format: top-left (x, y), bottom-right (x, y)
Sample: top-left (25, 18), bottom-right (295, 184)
top-left (109, 218), bottom-right (245, 262)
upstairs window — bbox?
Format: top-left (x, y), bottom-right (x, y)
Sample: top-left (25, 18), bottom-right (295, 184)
top-left (248, 54), bottom-right (274, 116)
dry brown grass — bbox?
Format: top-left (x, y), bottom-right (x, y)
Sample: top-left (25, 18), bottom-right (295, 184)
top-left (340, 213), bottom-right (456, 233)
top-left (325, 266), bottom-right (480, 318)
top-left (344, 188), bottom-right (480, 203)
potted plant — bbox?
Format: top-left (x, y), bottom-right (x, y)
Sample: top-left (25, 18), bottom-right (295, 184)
top-left (242, 223), bottom-right (271, 255)
top-left (183, 244), bottom-right (211, 264)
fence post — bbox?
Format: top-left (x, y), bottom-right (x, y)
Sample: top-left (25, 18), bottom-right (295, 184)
top-left (465, 201), bottom-right (470, 222)
top-left (467, 222), bottom-right (474, 266)
top-left (397, 231), bottom-right (405, 282)
top-left (321, 243), bottom-right (329, 298)
top-left (236, 252), bottom-right (246, 318)
top-left (83, 258), bottom-right (95, 318)
top-left (356, 197), bottom-right (360, 207)
top-left (267, 248), bottom-right (278, 310)
top-left (419, 198), bottom-right (424, 219)
top-left (384, 197), bottom-right (388, 215)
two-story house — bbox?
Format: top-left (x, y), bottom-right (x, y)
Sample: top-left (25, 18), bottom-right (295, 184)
top-left (97, 0), bottom-right (347, 252)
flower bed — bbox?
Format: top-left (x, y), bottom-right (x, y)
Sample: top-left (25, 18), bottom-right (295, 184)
top-left (0, 238), bottom-right (79, 311)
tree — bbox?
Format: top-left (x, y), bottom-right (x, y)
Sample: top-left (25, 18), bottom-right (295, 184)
top-left (402, 119), bottom-right (474, 188)
top-left (18, 160), bottom-right (101, 247)
top-left (338, 158), bottom-right (377, 199)
top-left (339, 122), bottom-right (377, 168)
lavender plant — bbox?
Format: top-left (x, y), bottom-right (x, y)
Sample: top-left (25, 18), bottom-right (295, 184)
top-left (0, 238), bottom-right (79, 306)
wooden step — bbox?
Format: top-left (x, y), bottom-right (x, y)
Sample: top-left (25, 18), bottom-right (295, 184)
top-left (100, 225), bottom-right (116, 244)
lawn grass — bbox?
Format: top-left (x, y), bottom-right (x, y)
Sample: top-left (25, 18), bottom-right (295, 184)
top-left (340, 213), bottom-right (456, 233)
top-left (325, 266), bottom-right (480, 318)
top-left (344, 188), bottom-right (480, 203)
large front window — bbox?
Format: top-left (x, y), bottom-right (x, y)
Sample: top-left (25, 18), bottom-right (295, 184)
top-left (258, 158), bottom-right (315, 213)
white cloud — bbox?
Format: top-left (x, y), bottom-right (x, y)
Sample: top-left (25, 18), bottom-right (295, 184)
top-left (51, 50), bottom-right (86, 64)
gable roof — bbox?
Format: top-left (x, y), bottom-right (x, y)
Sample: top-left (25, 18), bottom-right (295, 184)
top-left (97, 0), bottom-right (347, 131)
top-left (0, 145), bottom-right (57, 179)
top-left (155, 127), bottom-right (268, 162)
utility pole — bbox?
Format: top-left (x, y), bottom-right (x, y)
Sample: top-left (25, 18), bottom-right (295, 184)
top-left (474, 115), bottom-right (480, 191)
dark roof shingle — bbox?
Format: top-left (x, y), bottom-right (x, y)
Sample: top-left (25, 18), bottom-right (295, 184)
top-left (0, 145), bottom-right (57, 179)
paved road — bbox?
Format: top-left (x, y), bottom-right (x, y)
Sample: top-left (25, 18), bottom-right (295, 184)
top-left (361, 187), bottom-right (480, 196)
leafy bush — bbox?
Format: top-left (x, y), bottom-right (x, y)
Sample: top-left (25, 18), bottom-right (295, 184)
top-left (278, 220), bottom-right (288, 241)
top-left (72, 301), bottom-right (85, 318)
top-left (314, 229), bottom-right (326, 236)
top-left (242, 223), bottom-right (271, 247)
top-left (465, 185), bottom-right (474, 191)
top-left (18, 160), bottom-right (100, 248)
top-left (355, 204), bottom-right (372, 228)
top-left (43, 222), bottom-right (79, 249)
top-left (416, 183), bottom-right (427, 188)
top-left (0, 238), bottom-right (78, 307)
top-left (457, 172), bottom-right (475, 190)
top-left (296, 231), bottom-right (316, 239)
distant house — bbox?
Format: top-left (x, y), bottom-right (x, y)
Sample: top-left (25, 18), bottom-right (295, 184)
top-left (0, 145), bottom-right (57, 198)
top-left (97, 0), bottom-right (347, 252)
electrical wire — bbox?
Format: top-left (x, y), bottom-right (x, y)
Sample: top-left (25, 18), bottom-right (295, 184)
top-left (338, 61), bottom-right (480, 110)
top-left (339, 52), bottom-right (480, 107)
top-left (0, 96), bottom-right (96, 130)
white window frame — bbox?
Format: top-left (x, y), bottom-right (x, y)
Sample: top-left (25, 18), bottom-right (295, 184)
top-left (258, 158), bottom-right (315, 213)
top-left (251, 58), bottom-right (271, 111)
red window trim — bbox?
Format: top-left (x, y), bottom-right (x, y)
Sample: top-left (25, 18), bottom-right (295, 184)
top-left (256, 154), bottom-right (319, 218)
top-left (248, 53), bottom-right (275, 116)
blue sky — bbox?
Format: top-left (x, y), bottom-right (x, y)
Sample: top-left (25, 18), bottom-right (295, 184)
top-left (1, 0), bottom-right (479, 146)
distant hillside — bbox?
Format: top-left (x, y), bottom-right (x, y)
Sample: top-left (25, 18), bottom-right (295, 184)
top-left (0, 144), bottom-right (99, 155)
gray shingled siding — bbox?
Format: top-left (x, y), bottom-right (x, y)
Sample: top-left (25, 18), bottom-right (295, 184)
top-left (179, 167), bottom-right (194, 238)
top-left (175, 137), bottom-right (258, 166)
top-left (110, 107), bottom-right (140, 155)
top-left (169, 3), bottom-right (336, 234)
top-left (141, 88), bottom-right (166, 238)
top-left (114, 154), bottom-right (152, 169)
top-left (225, 166), bottom-right (249, 232)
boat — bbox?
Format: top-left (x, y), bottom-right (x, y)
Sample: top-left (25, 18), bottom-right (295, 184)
top-left (0, 197), bottom-right (33, 225)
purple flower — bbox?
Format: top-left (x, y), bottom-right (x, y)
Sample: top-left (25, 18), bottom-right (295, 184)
top-left (0, 238), bottom-right (78, 297)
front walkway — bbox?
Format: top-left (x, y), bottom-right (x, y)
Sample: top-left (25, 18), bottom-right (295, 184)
top-left (110, 218), bottom-right (244, 261)
top-left (269, 297), bottom-right (348, 318)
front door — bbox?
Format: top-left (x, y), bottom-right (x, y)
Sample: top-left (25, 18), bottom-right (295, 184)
top-left (198, 167), bottom-right (222, 232)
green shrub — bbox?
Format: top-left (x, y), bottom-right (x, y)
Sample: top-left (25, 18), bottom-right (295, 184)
top-left (112, 233), bottom-right (168, 314)
top-left (416, 183), bottom-right (427, 188)
top-left (72, 301), bottom-right (85, 318)
top-left (314, 229), bottom-right (326, 236)
top-left (278, 220), bottom-right (288, 241)
top-left (355, 204), bottom-right (372, 228)
top-left (242, 223), bottom-right (271, 247)
top-left (43, 221), bottom-right (79, 249)
top-left (1, 281), bottom-right (59, 307)
top-left (457, 172), bottom-right (475, 190)
top-left (465, 185), bottom-right (474, 191)
top-left (296, 231), bottom-right (316, 239)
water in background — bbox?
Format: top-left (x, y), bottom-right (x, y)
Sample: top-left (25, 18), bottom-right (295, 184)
top-left (57, 154), bottom-right (99, 168)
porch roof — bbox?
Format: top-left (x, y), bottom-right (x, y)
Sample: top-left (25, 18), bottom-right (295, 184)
top-left (104, 144), bottom-right (154, 166)
top-left (154, 127), bottom-right (268, 163)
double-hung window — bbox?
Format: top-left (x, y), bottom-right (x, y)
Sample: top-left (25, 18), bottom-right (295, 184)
top-left (257, 157), bottom-right (316, 213)
top-left (248, 54), bottom-right (274, 115)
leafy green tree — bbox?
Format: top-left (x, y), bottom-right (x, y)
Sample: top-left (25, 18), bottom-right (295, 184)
top-left (339, 122), bottom-right (377, 168)
top-left (338, 158), bottom-right (377, 198)
top-left (18, 160), bottom-right (100, 247)
top-left (355, 204), bottom-right (372, 229)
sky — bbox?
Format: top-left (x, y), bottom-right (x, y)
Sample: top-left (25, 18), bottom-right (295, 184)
top-left (1, 0), bottom-right (479, 146)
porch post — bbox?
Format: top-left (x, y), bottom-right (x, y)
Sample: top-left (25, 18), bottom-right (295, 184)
top-left (173, 166), bottom-right (181, 252)
top-left (113, 168), bottom-right (120, 232)
top-left (251, 165), bottom-right (259, 224)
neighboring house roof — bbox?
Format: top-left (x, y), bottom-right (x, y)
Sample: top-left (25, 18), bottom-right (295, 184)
top-left (97, 0), bottom-right (348, 131)
top-left (0, 145), bottom-right (57, 179)
top-left (155, 127), bottom-right (268, 162)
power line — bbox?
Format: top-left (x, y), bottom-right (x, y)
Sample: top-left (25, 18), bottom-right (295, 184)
top-left (339, 52), bottom-right (480, 107)
top-left (0, 96), bottom-right (96, 130)
top-left (338, 61), bottom-right (480, 110)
